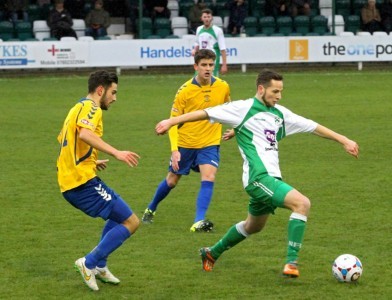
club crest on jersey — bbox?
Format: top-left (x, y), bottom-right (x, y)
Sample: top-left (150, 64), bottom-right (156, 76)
top-left (204, 95), bottom-right (210, 102)
top-left (275, 117), bottom-right (283, 126)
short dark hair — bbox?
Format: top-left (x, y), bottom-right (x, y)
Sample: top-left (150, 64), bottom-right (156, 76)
top-left (256, 69), bottom-right (283, 88)
top-left (88, 70), bottom-right (118, 93)
top-left (201, 8), bottom-right (213, 15)
top-left (194, 49), bottom-right (216, 65)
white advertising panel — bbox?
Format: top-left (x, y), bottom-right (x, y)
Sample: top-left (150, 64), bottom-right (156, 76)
top-left (0, 41), bottom-right (89, 69)
top-left (0, 35), bottom-right (391, 69)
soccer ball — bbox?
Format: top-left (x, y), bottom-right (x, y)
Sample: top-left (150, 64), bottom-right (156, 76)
top-left (332, 254), bottom-right (363, 283)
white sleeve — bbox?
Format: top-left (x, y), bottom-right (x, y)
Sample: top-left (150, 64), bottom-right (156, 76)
top-left (204, 100), bottom-right (250, 128)
top-left (277, 104), bottom-right (318, 135)
top-left (216, 27), bottom-right (226, 51)
top-left (194, 27), bottom-right (201, 47)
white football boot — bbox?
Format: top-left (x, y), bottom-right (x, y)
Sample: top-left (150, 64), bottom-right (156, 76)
top-left (74, 257), bottom-right (99, 291)
top-left (94, 266), bottom-right (120, 284)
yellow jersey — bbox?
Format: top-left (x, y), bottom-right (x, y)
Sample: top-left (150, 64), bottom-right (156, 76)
top-left (170, 76), bottom-right (230, 149)
top-left (57, 99), bottom-right (102, 192)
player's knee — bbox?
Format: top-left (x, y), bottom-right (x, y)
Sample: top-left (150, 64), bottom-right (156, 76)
top-left (122, 213), bottom-right (140, 234)
top-left (166, 174), bottom-right (180, 187)
top-left (286, 191), bottom-right (311, 215)
top-left (166, 179), bottom-right (177, 188)
top-left (201, 174), bottom-right (216, 181)
top-left (297, 196), bottom-right (311, 215)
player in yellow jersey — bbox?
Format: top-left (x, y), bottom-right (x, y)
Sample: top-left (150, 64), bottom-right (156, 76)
top-left (57, 70), bottom-right (140, 291)
top-left (142, 49), bottom-right (231, 232)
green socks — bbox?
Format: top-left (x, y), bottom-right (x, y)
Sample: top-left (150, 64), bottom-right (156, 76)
top-left (207, 212), bottom-right (308, 264)
top-left (210, 221), bottom-right (248, 259)
top-left (286, 213), bottom-right (307, 263)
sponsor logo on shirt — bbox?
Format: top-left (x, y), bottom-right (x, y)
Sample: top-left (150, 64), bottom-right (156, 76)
top-left (254, 117), bottom-right (266, 121)
top-left (264, 129), bottom-right (278, 151)
top-left (81, 119), bottom-right (94, 127)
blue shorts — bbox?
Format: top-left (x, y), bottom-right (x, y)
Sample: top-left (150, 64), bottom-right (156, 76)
top-left (62, 177), bottom-right (133, 223)
top-left (169, 145), bottom-right (220, 175)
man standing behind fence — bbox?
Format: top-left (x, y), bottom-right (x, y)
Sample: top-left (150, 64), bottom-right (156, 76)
top-left (191, 9), bottom-right (228, 77)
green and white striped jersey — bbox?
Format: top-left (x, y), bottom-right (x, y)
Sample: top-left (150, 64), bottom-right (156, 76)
top-left (205, 98), bottom-right (318, 187)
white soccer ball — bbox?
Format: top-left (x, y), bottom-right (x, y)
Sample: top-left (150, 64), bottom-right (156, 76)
top-left (332, 254), bottom-right (363, 283)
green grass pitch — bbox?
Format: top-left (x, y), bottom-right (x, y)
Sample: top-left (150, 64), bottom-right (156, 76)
top-left (0, 69), bottom-right (391, 299)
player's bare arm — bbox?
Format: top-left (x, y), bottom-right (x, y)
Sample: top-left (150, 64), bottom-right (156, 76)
top-left (220, 50), bottom-right (228, 74)
top-left (155, 110), bottom-right (209, 135)
top-left (80, 127), bottom-right (140, 166)
top-left (313, 124), bottom-right (359, 158)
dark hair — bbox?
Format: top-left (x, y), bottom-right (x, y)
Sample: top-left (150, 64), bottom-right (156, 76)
top-left (194, 49), bottom-right (216, 64)
top-left (256, 69), bottom-right (283, 88)
top-left (88, 70), bottom-right (118, 93)
top-left (201, 8), bottom-right (213, 15)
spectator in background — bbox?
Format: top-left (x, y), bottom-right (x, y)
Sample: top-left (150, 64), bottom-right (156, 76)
top-left (127, 0), bottom-right (143, 34)
top-left (380, 0), bottom-right (392, 33)
top-left (6, 0), bottom-right (29, 23)
top-left (226, 0), bottom-right (248, 35)
top-left (47, 0), bottom-right (77, 40)
top-left (290, 0), bottom-right (311, 17)
top-left (64, 0), bottom-right (86, 19)
top-left (266, 0), bottom-right (290, 17)
top-left (361, 0), bottom-right (382, 33)
top-left (145, 0), bottom-right (171, 20)
top-left (189, 0), bottom-right (207, 34)
top-left (85, 0), bottom-right (111, 38)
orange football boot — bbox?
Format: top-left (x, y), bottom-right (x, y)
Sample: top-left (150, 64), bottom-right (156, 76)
top-left (283, 263), bottom-right (300, 278)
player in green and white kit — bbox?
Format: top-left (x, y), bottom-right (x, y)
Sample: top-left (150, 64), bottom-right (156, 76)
top-left (191, 8), bottom-right (227, 77)
top-left (154, 69), bottom-right (359, 277)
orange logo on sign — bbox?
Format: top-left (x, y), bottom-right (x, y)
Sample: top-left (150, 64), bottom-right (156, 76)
top-left (289, 40), bottom-right (309, 60)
